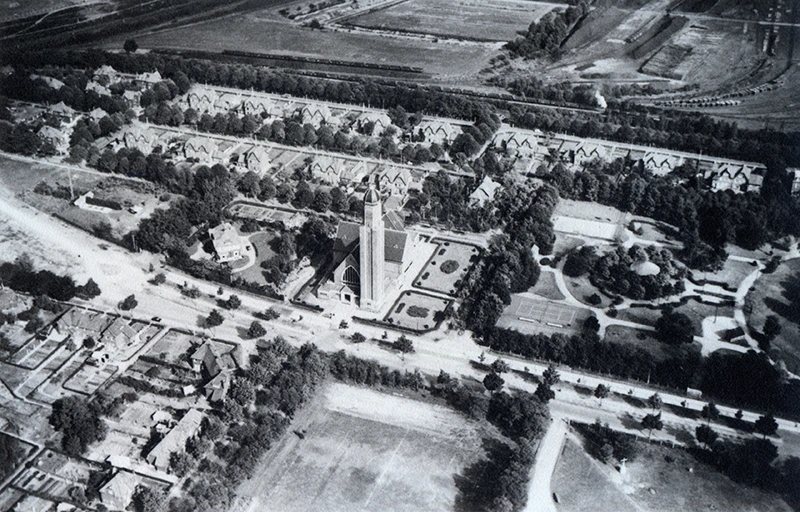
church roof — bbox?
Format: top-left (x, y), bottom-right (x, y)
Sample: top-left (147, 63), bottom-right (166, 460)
top-left (334, 222), bottom-right (407, 263)
top-left (364, 187), bottom-right (381, 204)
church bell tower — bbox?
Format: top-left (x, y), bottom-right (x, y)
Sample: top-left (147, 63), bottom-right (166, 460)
top-left (359, 185), bottom-right (384, 311)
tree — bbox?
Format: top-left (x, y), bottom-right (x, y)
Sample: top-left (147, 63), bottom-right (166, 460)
top-left (350, 332), bottom-right (366, 344)
top-left (79, 278), bottom-right (102, 299)
top-left (260, 307), bottom-right (280, 321)
top-left (534, 383), bottom-right (555, 403)
top-left (123, 39), bottom-right (138, 54)
top-left (393, 335), bottom-right (414, 360)
top-left (151, 273), bottom-right (166, 285)
top-left (119, 294), bottom-right (138, 311)
top-left (206, 310), bottom-right (224, 328)
top-left (695, 424), bottom-right (718, 449)
top-left (247, 321), bottom-right (267, 339)
top-left (491, 359), bottom-right (510, 374)
top-left (647, 393), bottom-right (663, 412)
top-left (49, 397), bottom-right (106, 456)
top-left (224, 295), bottom-right (242, 310)
top-left (641, 413), bottom-right (663, 441)
top-left (599, 443), bottom-right (614, 464)
top-left (594, 384), bottom-right (610, 405)
top-left (655, 310), bottom-right (695, 344)
top-left (702, 402), bottom-right (720, 425)
top-left (763, 315), bottom-right (782, 341)
top-left (132, 486), bottom-right (164, 512)
top-left (754, 413), bottom-right (778, 439)
top-left (483, 371), bottom-right (505, 393)
top-left (542, 364), bottom-right (560, 387)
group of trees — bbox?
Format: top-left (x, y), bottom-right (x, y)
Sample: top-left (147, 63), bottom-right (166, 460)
top-left (543, 157), bottom-right (800, 270)
top-left (166, 339), bottom-right (327, 512)
top-left (457, 184), bottom-right (558, 334)
top-left (49, 396), bottom-right (107, 456)
top-left (564, 244), bottom-right (687, 300)
top-left (505, 1), bottom-right (589, 59)
top-left (0, 255), bottom-right (88, 301)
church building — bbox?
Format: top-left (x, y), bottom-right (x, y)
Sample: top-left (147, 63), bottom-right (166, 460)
top-left (319, 186), bottom-right (418, 311)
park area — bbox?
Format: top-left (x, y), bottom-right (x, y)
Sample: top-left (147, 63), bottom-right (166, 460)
top-left (345, 0), bottom-right (556, 41)
top-left (551, 435), bottom-right (792, 512)
top-left (234, 382), bottom-right (486, 512)
top-left (385, 291), bottom-right (451, 331)
top-left (413, 239), bottom-right (479, 295)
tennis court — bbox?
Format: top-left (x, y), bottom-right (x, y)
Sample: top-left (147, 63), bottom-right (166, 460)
top-left (516, 298), bottom-right (578, 327)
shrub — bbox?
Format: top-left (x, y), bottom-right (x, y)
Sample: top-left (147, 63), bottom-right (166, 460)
top-left (407, 306), bottom-right (429, 318)
top-left (440, 260), bottom-right (459, 274)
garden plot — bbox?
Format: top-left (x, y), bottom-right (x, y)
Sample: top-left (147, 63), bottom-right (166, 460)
top-left (385, 291), bottom-right (451, 331)
top-left (147, 330), bottom-right (200, 364)
top-left (63, 363), bottom-right (118, 396)
top-left (413, 239), bottom-right (479, 295)
top-left (235, 382), bottom-right (485, 512)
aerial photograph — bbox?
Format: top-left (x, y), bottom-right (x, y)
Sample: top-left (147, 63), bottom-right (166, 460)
top-left (0, 0), bottom-right (798, 511)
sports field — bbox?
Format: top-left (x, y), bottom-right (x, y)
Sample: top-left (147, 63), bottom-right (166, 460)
top-left (346, 0), bottom-right (557, 41)
top-left (498, 295), bottom-right (591, 336)
top-left (234, 382), bottom-right (484, 512)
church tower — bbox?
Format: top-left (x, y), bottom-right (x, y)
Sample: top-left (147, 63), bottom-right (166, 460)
top-left (359, 185), bottom-right (384, 311)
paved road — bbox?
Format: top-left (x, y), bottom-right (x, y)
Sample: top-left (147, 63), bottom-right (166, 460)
top-left (525, 415), bottom-right (567, 512)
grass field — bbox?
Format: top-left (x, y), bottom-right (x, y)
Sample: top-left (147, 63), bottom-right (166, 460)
top-left (552, 435), bottom-right (792, 512)
top-left (234, 382), bottom-right (485, 512)
top-left (104, 13), bottom-right (496, 78)
top-left (346, 0), bottom-right (554, 41)
top-left (745, 258), bottom-right (800, 375)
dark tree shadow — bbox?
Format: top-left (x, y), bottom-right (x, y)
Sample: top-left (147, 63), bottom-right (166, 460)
top-left (573, 385), bottom-right (593, 397)
top-left (619, 413), bottom-right (643, 431)
top-left (664, 403), bottom-right (699, 420)
top-left (665, 425), bottom-right (696, 445)
top-left (764, 273), bottom-right (800, 325)
top-left (620, 394), bottom-right (646, 408)
top-left (453, 437), bottom-right (513, 512)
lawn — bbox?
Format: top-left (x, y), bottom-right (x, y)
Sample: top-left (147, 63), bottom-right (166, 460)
top-left (385, 291), bottom-right (451, 331)
top-left (234, 382), bottom-right (486, 512)
top-left (237, 230), bottom-right (279, 285)
top-left (530, 270), bottom-right (565, 301)
top-left (413, 239), bottom-right (480, 296)
top-left (604, 324), bottom-right (702, 363)
top-left (694, 257), bottom-right (755, 290)
top-left (616, 306), bottom-right (662, 327)
top-left (745, 258), bottom-right (800, 375)
top-left (346, 0), bottom-right (553, 41)
top-left (552, 435), bottom-right (792, 512)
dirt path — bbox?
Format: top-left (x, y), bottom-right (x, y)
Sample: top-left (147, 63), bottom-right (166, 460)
top-left (524, 414), bottom-right (567, 512)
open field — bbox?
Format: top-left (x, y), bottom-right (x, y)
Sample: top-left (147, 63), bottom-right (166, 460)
top-left (234, 382), bottom-right (485, 512)
top-left (345, 0), bottom-right (555, 41)
top-left (552, 435), bottom-right (792, 512)
top-left (745, 258), bottom-right (800, 375)
top-left (672, 298), bottom-right (735, 334)
top-left (413, 239), bottom-right (479, 295)
top-left (103, 12), bottom-right (498, 79)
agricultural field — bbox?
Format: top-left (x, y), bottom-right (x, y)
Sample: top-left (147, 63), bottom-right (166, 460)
top-left (101, 11), bottom-right (497, 80)
top-left (234, 382), bottom-right (486, 512)
top-left (552, 436), bottom-right (793, 512)
top-left (345, 0), bottom-right (557, 41)
top-left (413, 239), bottom-right (479, 295)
